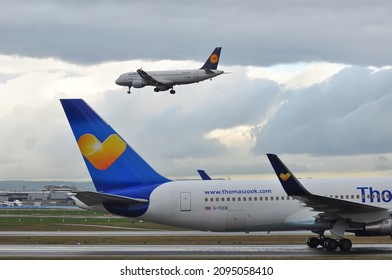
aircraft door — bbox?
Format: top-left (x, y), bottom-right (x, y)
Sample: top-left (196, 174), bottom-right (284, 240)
top-left (180, 192), bottom-right (191, 211)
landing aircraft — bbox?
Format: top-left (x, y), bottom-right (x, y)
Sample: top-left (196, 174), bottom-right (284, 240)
top-left (115, 47), bottom-right (224, 94)
top-left (61, 99), bottom-right (392, 251)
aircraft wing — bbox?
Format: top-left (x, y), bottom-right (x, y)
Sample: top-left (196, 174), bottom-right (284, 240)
top-left (137, 69), bottom-right (166, 86)
top-left (266, 154), bottom-right (388, 214)
top-left (71, 191), bottom-right (148, 207)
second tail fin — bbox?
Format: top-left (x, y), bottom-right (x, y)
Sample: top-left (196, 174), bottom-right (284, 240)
top-left (61, 99), bottom-right (170, 193)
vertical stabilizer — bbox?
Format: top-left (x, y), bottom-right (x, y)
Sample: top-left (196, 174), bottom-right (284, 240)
top-left (200, 47), bottom-right (222, 70)
top-left (61, 99), bottom-right (170, 192)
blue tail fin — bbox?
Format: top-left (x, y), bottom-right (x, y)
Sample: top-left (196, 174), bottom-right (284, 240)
top-left (197, 169), bottom-right (212, 180)
top-left (200, 47), bottom-right (222, 70)
top-left (61, 99), bottom-right (170, 193)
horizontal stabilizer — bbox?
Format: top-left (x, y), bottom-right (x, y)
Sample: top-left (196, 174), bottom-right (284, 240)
top-left (72, 191), bottom-right (148, 207)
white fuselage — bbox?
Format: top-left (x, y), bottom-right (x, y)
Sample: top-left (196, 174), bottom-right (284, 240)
top-left (84, 178), bottom-right (392, 233)
top-left (115, 69), bottom-right (224, 88)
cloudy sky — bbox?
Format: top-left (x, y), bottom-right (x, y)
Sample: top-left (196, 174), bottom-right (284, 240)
top-left (1, 0), bottom-right (392, 181)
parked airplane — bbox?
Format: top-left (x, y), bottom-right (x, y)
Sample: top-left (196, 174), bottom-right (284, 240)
top-left (0, 200), bottom-right (22, 207)
top-left (115, 47), bottom-right (224, 94)
top-left (61, 99), bottom-right (392, 251)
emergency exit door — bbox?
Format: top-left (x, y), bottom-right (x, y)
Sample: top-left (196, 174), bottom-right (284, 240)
top-left (180, 192), bottom-right (191, 211)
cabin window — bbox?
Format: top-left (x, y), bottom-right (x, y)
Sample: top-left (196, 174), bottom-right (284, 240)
top-left (238, 197), bottom-right (242, 201)
top-left (249, 197), bottom-right (252, 201)
top-left (265, 197), bottom-right (268, 201)
top-left (243, 197), bottom-right (247, 202)
top-left (205, 198), bottom-right (208, 202)
top-left (270, 197), bottom-right (274, 201)
top-left (215, 198), bottom-right (219, 202)
top-left (227, 197), bottom-right (230, 202)
top-left (254, 197), bottom-right (258, 201)
top-left (221, 198), bottom-right (225, 202)
top-left (276, 197), bottom-right (279, 201)
top-left (351, 195), bottom-right (354, 199)
top-left (210, 198), bottom-right (213, 202)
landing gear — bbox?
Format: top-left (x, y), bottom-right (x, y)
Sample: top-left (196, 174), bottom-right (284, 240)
top-left (127, 87), bottom-right (131, 94)
top-left (306, 233), bottom-right (352, 251)
top-left (306, 236), bottom-right (320, 248)
top-left (323, 237), bottom-right (339, 251)
top-left (170, 89), bottom-right (176, 94)
top-left (154, 88), bottom-right (160, 92)
top-left (338, 238), bottom-right (352, 251)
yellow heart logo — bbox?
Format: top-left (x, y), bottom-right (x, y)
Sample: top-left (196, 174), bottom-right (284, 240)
top-left (279, 173), bottom-right (291, 181)
top-left (77, 134), bottom-right (126, 170)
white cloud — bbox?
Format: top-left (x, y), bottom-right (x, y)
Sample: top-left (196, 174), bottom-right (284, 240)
top-left (246, 62), bottom-right (347, 89)
top-left (1, 54), bottom-right (392, 180)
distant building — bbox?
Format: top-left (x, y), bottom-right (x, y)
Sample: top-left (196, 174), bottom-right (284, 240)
top-left (0, 185), bottom-right (77, 207)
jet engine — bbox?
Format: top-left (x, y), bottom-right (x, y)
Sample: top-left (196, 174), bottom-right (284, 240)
top-left (351, 218), bottom-right (392, 236)
top-left (132, 80), bottom-right (145, 88)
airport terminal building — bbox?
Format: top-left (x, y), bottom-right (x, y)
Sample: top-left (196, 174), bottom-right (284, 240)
top-left (0, 185), bottom-right (76, 207)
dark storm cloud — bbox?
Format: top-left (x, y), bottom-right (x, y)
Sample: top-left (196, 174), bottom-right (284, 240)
top-left (253, 66), bottom-right (392, 156)
top-left (1, 0), bottom-right (392, 66)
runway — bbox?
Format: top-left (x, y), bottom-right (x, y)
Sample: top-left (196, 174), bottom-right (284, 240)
top-left (1, 244), bottom-right (392, 258)
top-left (0, 230), bottom-right (304, 237)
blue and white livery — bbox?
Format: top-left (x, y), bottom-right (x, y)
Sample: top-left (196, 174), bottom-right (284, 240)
top-left (61, 99), bottom-right (392, 251)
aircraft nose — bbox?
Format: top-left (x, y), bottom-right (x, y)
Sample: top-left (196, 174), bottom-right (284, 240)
top-left (115, 77), bottom-right (121, 85)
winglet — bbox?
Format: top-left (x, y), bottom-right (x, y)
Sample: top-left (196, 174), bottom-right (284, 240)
top-left (197, 170), bottom-right (212, 180)
top-left (266, 154), bottom-right (311, 196)
top-left (200, 47), bottom-right (222, 70)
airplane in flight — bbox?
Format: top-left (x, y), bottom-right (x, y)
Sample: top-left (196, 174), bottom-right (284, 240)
top-left (61, 99), bottom-right (392, 251)
top-left (0, 200), bottom-right (22, 207)
top-left (115, 47), bottom-right (224, 94)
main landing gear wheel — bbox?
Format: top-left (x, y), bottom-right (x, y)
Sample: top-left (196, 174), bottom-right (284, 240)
top-left (306, 234), bottom-right (352, 251)
top-left (170, 89), bottom-right (176, 94)
top-left (339, 238), bottom-right (352, 251)
top-left (306, 237), bottom-right (320, 248)
top-left (127, 87), bottom-right (131, 94)
top-left (323, 238), bottom-right (339, 251)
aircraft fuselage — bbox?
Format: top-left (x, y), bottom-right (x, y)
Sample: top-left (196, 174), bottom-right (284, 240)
top-left (115, 69), bottom-right (224, 89)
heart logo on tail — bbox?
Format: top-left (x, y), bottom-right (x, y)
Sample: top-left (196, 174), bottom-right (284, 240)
top-left (279, 173), bottom-right (291, 181)
top-left (78, 134), bottom-right (126, 170)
